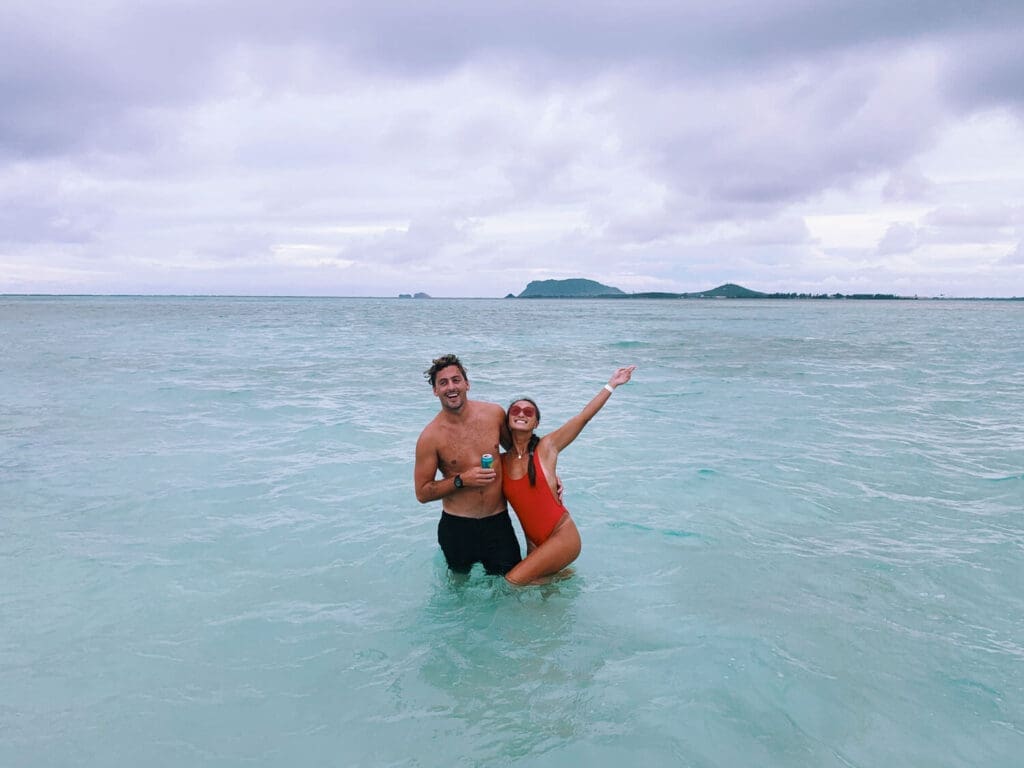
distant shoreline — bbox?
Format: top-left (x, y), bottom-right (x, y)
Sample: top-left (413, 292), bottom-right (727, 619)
top-left (3, 293), bottom-right (1023, 301)
top-left (508, 278), bottom-right (1023, 301)
top-left (513, 293), bottom-right (1024, 301)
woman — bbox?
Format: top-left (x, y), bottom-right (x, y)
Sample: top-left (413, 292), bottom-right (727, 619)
top-left (502, 366), bottom-right (636, 585)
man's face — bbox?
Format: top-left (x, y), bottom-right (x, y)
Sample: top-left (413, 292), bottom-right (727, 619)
top-left (433, 364), bottom-right (469, 411)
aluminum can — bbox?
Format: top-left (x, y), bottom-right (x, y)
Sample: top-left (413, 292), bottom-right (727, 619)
top-left (481, 454), bottom-right (494, 469)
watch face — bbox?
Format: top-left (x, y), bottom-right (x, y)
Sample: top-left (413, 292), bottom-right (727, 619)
top-left (454, 475), bottom-right (463, 488)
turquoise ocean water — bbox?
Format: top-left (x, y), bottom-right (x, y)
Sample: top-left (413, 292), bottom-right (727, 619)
top-left (2, 296), bottom-right (1022, 767)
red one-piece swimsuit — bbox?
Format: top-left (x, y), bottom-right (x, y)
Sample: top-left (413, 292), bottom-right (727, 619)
top-left (503, 451), bottom-right (567, 545)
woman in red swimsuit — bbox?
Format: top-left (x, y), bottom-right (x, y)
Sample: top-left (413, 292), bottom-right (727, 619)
top-left (502, 365), bottom-right (636, 585)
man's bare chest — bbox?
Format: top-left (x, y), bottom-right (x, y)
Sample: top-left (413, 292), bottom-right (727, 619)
top-left (436, 420), bottom-right (499, 471)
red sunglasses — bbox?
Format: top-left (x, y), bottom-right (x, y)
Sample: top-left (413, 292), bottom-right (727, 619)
top-left (509, 405), bottom-right (536, 418)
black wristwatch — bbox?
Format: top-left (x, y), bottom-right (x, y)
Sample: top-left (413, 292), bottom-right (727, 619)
top-left (453, 474), bottom-right (464, 489)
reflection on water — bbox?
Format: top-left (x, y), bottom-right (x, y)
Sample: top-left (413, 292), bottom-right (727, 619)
top-left (411, 566), bottom-right (599, 762)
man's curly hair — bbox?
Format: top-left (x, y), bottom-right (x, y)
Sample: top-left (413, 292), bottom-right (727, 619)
top-left (424, 354), bottom-right (468, 387)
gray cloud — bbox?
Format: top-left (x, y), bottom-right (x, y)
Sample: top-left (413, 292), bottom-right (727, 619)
top-left (924, 204), bottom-right (1021, 229)
top-left (943, 29), bottom-right (1024, 112)
top-left (6, 1), bottom-right (1022, 158)
top-left (883, 166), bottom-right (937, 203)
top-left (877, 204), bottom-right (1021, 258)
top-left (877, 222), bottom-right (920, 255)
top-left (3, 1), bottom-right (1024, 296)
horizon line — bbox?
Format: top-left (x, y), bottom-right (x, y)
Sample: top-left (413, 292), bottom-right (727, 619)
top-left (3, 292), bottom-right (1023, 301)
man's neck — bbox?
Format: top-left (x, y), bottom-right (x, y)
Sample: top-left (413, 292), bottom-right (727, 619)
top-left (440, 399), bottom-right (470, 419)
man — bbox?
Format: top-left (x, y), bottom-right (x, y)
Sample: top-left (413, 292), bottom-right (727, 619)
top-left (414, 354), bottom-right (522, 576)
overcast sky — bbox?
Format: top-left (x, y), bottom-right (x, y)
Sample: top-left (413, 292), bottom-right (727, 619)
top-left (3, 1), bottom-right (1024, 297)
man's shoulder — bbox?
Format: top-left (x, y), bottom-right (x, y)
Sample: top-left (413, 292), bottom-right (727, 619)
top-left (417, 411), bottom-right (445, 441)
top-left (468, 399), bottom-right (505, 419)
top-left (467, 397), bottom-right (504, 412)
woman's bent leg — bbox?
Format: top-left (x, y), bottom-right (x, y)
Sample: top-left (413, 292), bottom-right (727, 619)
top-left (505, 515), bottom-right (581, 586)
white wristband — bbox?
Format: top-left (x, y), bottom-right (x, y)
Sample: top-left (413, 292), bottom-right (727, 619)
top-left (603, 384), bottom-right (615, 394)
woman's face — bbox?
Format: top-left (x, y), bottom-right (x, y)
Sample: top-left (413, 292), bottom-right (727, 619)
top-left (507, 400), bottom-right (539, 432)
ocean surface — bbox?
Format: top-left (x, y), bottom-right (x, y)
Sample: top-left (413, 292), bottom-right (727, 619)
top-left (1, 296), bottom-right (1022, 767)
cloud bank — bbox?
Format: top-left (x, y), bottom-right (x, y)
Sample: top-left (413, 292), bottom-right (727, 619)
top-left (3, 0), bottom-right (1024, 296)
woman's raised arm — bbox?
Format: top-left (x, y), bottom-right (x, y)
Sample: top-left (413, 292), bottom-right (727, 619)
top-left (545, 366), bottom-right (636, 453)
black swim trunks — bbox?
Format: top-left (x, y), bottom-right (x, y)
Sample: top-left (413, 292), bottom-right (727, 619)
top-left (437, 510), bottom-right (522, 575)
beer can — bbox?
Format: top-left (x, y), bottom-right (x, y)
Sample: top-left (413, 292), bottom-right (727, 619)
top-left (481, 454), bottom-right (494, 469)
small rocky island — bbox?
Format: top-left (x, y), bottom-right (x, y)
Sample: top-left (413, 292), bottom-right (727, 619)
top-left (398, 292), bottom-right (432, 299)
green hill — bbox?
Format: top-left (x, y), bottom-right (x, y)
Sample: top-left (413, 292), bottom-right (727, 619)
top-left (518, 278), bottom-right (625, 298)
top-left (515, 279), bottom-right (767, 299)
top-left (687, 283), bottom-right (767, 298)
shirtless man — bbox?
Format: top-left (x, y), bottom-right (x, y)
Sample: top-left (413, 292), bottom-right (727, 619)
top-left (414, 354), bottom-right (522, 575)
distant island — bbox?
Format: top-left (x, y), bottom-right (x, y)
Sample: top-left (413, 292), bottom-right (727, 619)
top-left (513, 279), bottom-right (921, 300)
top-left (396, 280), bottom-right (1020, 300)
top-left (517, 278), bottom-right (626, 298)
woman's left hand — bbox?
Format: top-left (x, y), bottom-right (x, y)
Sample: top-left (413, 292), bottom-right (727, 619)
top-left (608, 365), bottom-right (636, 388)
